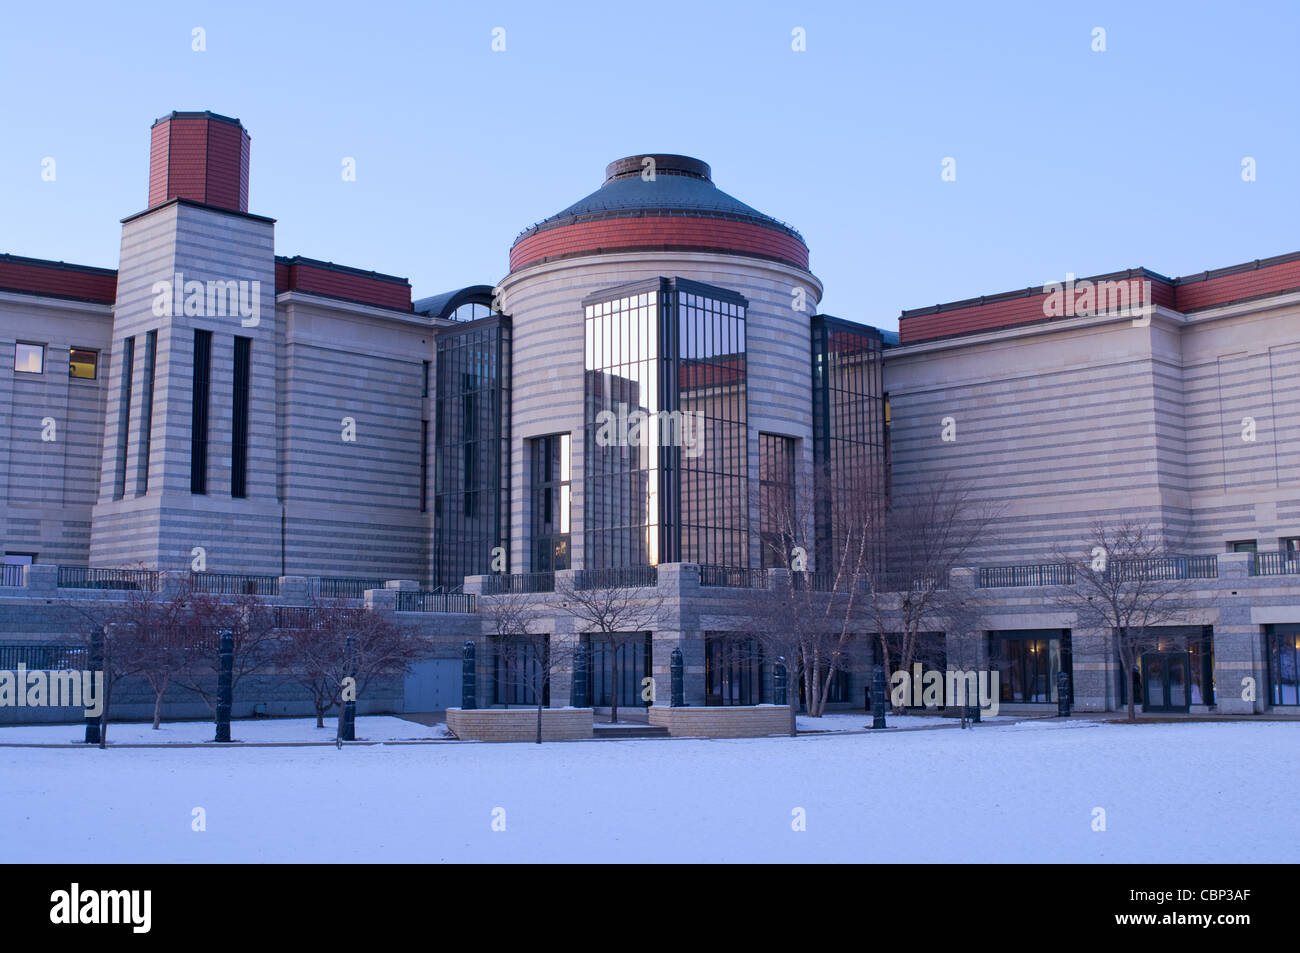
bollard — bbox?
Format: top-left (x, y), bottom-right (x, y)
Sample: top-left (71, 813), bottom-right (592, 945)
top-left (215, 628), bottom-right (233, 742)
top-left (84, 627), bottom-right (103, 744)
top-left (774, 659), bottom-right (787, 706)
top-left (571, 641), bottom-right (590, 709)
top-left (871, 664), bottom-right (887, 729)
top-left (1057, 671), bottom-right (1072, 717)
top-left (670, 648), bottom-right (684, 707)
top-left (341, 634), bottom-right (357, 741)
top-left (462, 640), bottom-right (477, 710)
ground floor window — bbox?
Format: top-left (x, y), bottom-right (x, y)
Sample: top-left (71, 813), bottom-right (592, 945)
top-left (867, 632), bottom-right (946, 708)
top-left (987, 630), bottom-right (1072, 704)
top-left (1266, 624), bottom-right (1300, 706)
top-left (705, 634), bottom-right (765, 706)
top-left (1118, 626), bottom-right (1215, 710)
top-left (585, 633), bottom-right (651, 709)
top-left (493, 635), bottom-right (549, 707)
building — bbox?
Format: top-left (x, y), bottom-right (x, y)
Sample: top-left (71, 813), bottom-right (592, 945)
top-left (1, 110), bottom-right (1298, 722)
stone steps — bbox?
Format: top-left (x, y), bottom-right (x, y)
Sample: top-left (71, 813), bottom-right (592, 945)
top-left (592, 723), bottom-right (670, 739)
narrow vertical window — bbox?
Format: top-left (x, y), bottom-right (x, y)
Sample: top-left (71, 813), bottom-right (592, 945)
top-left (135, 330), bottom-right (157, 495)
top-left (231, 335), bottom-right (251, 498)
top-left (191, 329), bottom-right (212, 495)
top-left (113, 337), bottom-right (135, 500)
top-left (420, 419), bottom-right (429, 513)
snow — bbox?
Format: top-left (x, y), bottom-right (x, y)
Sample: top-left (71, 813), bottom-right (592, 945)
top-left (0, 716), bottom-right (451, 744)
top-left (2, 719), bottom-right (1294, 862)
top-left (795, 712), bottom-right (1022, 732)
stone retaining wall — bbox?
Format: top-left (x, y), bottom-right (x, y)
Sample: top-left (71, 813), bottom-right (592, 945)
top-left (445, 707), bottom-right (593, 742)
top-left (649, 704), bottom-right (792, 738)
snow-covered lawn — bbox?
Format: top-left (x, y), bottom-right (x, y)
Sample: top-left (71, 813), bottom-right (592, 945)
top-left (1, 720), bottom-right (1293, 863)
top-left (0, 716), bottom-right (450, 744)
top-left (795, 712), bottom-right (1022, 732)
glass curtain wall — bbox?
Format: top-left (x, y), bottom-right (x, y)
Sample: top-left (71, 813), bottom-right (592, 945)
top-left (583, 278), bottom-right (749, 568)
top-left (434, 316), bottom-right (511, 590)
top-left (530, 434), bottom-right (571, 572)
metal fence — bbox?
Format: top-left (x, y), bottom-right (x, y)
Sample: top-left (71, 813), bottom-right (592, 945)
top-left (977, 564), bottom-right (1075, 588)
top-left (0, 643), bottom-right (87, 670)
top-left (1252, 552), bottom-right (1300, 576)
top-left (481, 572), bottom-right (555, 595)
top-left (698, 565), bottom-right (770, 589)
top-left (56, 566), bottom-right (161, 591)
top-left (574, 566), bottom-right (659, 590)
top-left (318, 577), bottom-right (387, 599)
top-left (395, 590), bottom-right (477, 613)
top-left (189, 572), bottom-right (281, 596)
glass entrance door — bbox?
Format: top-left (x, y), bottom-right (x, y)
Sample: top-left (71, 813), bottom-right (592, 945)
top-left (1141, 651), bottom-right (1192, 713)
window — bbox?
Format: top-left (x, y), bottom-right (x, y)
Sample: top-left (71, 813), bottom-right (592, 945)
top-left (3, 553), bottom-right (36, 565)
top-left (136, 331), bottom-right (157, 494)
top-left (759, 434), bottom-right (796, 568)
top-left (704, 634), bottom-right (764, 705)
top-left (1282, 538), bottom-right (1300, 561)
top-left (988, 630), bottom-right (1073, 704)
top-left (493, 635), bottom-right (549, 706)
top-left (584, 634), bottom-right (652, 708)
top-left (530, 434), bottom-right (571, 572)
top-left (113, 336), bottom-right (135, 500)
top-left (1266, 624), bottom-right (1300, 706)
top-left (191, 330), bottom-right (212, 494)
top-left (231, 336), bottom-right (251, 498)
top-left (1230, 540), bottom-right (1257, 553)
top-left (69, 347), bottom-right (98, 380)
top-left (15, 343), bottom-right (44, 374)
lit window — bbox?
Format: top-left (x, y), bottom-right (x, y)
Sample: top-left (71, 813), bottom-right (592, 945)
top-left (69, 347), bottom-right (98, 380)
top-left (15, 343), bottom-right (44, 374)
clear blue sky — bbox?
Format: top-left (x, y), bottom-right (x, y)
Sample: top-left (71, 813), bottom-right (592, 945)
top-left (1, 0), bottom-right (1296, 330)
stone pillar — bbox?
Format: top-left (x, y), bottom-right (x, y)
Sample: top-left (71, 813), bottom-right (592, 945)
top-left (278, 575), bottom-right (311, 604)
top-left (24, 564), bottom-right (58, 594)
top-left (364, 588), bottom-right (397, 611)
top-left (462, 575), bottom-right (492, 596)
top-left (1212, 553), bottom-right (1261, 714)
top-left (1070, 625), bottom-right (1114, 712)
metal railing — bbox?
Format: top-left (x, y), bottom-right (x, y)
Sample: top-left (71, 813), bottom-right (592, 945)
top-left (698, 565), bottom-right (769, 589)
top-left (1, 564), bottom-right (24, 587)
top-left (1252, 551), bottom-right (1300, 576)
top-left (977, 564), bottom-right (1075, 588)
top-left (189, 572), bottom-right (280, 596)
top-left (318, 577), bottom-right (387, 599)
top-left (0, 643), bottom-right (87, 670)
top-left (1110, 555), bottom-right (1218, 581)
top-left (481, 572), bottom-right (555, 595)
top-left (56, 566), bottom-right (161, 591)
top-left (395, 590), bottom-right (477, 613)
top-left (791, 570), bottom-right (836, 592)
top-left (574, 566), bottom-right (659, 590)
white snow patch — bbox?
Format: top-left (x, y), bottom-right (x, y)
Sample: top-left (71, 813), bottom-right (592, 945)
top-left (0, 716), bottom-right (450, 745)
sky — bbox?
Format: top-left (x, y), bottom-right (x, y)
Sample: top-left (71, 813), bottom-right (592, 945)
top-left (1, 0), bottom-right (1296, 331)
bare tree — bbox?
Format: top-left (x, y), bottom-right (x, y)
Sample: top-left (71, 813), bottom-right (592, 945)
top-left (552, 575), bottom-right (662, 723)
top-left (1052, 518), bottom-right (1197, 721)
top-left (275, 599), bottom-right (431, 729)
top-left (116, 575), bottom-right (196, 729)
top-left (175, 592), bottom-right (279, 715)
top-left (481, 591), bottom-right (576, 743)
top-left (863, 473), bottom-right (1000, 714)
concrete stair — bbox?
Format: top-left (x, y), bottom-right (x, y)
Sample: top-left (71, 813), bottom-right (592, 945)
top-left (592, 723), bottom-right (670, 739)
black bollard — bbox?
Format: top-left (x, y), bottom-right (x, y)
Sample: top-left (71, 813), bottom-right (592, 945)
top-left (571, 641), bottom-right (589, 708)
top-left (670, 647), bottom-right (684, 707)
top-left (341, 635), bottom-right (357, 741)
top-left (871, 664), bottom-right (887, 729)
top-left (84, 627), bottom-right (103, 744)
top-left (774, 659), bottom-right (787, 706)
top-left (1057, 671), bottom-right (1071, 717)
top-left (462, 640), bottom-right (477, 710)
top-left (215, 628), bottom-right (233, 742)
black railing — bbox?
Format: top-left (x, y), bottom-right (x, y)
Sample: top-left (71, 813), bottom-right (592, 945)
top-left (1, 564), bottom-right (24, 587)
top-left (791, 571), bottom-right (836, 592)
top-left (874, 572), bottom-right (949, 592)
top-left (977, 564), bottom-right (1075, 588)
top-left (698, 565), bottom-right (769, 589)
top-left (1252, 552), bottom-right (1300, 576)
top-left (318, 577), bottom-right (387, 599)
top-left (56, 566), bottom-right (161, 591)
top-left (1110, 555), bottom-right (1218, 581)
top-left (190, 572), bottom-right (280, 596)
top-left (395, 590), bottom-right (477, 613)
top-left (482, 572), bottom-right (555, 595)
top-left (0, 643), bottom-right (87, 670)
top-left (574, 566), bottom-right (659, 590)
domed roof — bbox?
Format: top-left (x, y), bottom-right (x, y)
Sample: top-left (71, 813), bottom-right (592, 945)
top-left (509, 155), bottom-right (809, 273)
